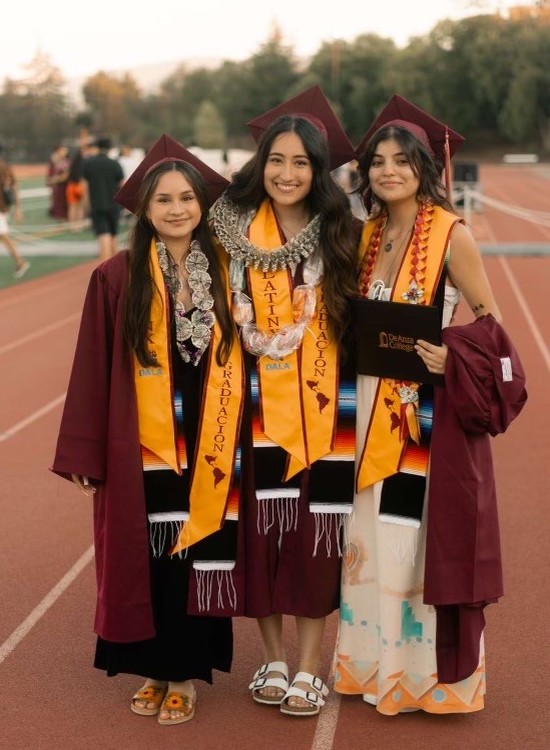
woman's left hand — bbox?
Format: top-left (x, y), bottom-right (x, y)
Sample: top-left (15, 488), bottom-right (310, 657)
top-left (415, 340), bottom-right (448, 375)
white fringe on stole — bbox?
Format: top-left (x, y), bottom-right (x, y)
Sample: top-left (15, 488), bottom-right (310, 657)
top-left (256, 489), bottom-right (300, 546)
top-left (193, 563), bottom-right (237, 613)
top-left (379, 514), bottom-right (420, 566)
top-left (148, 511), bottom-right (189, 558)
top-left (310, 503), bottom-right (352, 558)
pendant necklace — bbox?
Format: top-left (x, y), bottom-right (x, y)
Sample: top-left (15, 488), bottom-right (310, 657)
top-left (274, 210), bottom-right (309, 242)
top-left (384, 226), bottom-right (413, 252)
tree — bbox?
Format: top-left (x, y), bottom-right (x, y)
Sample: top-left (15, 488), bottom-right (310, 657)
top-left (238, 33), bottom-right (300, 129)
top-left (193, 100), bottom-right (226, 148)
top-left (151, 66), bottom-right (217, 144)
top-left (0, 52), bottom-right (73, 160)
top-left (82, 71), bottom-right (142, 142)
top-left (307, 35), bottom-right (399, 144)
top-left (213, 61), bottom-right (255, 146)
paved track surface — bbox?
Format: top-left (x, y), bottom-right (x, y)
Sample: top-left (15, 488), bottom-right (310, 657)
top-left (1, 165), bottom-right (549, 750)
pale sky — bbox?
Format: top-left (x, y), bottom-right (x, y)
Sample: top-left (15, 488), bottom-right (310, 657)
top-left (2, 0), bottom-right (533, 81)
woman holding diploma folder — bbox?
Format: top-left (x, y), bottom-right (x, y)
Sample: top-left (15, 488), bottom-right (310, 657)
top-left (334, 96), bottom-right (526, 714)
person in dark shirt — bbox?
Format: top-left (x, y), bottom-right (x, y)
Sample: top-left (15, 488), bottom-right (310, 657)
top-left (82, 136), bottom-right (124, 260)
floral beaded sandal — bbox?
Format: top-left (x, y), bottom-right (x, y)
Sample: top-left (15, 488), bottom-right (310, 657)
top-left (130, 683), bottom-right (168, 716)
top-left (158, 687), bottom-right (196, 725)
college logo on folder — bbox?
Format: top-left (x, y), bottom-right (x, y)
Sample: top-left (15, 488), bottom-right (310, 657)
top-left (351, 297), bottom-right (444, 385)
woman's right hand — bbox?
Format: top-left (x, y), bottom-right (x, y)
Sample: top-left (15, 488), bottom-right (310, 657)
top-left (71, 474), bottom-right (96, 497)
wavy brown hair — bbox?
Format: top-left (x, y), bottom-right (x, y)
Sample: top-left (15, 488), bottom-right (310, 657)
top-left (124, 160), bottom-right (234, 366)
top-left (226, 115), bottom-right (358, 347)
top-left (356, 124), bottom-right (454, 216)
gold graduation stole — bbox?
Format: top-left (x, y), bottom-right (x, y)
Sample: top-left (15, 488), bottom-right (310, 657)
top-left (356, 204), bottom-right (460, 492)
top-left (134, 240), bottom-right (243, 552)
top-left (248, 200), bottom-right (339, 480)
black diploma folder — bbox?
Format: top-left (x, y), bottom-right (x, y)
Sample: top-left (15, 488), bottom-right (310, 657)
top-left (351, 296), bottom-right (444, 384)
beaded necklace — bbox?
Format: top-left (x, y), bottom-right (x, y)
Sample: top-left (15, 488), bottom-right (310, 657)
top-left (156, 239), bottom-right (215, 365)
top-left (212, 193), bottom-right (321, 272)
top-left (360, 201), bottom-right (435, 304)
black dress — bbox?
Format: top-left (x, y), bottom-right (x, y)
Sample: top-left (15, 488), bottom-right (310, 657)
top-left (94, 322), bottom-right (233, 683)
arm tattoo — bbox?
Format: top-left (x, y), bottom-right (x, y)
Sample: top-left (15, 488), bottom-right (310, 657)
top-left (472, 302), bottom-right (485, 314)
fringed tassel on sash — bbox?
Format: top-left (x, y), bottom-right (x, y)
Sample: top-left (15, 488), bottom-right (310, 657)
top-left (312, 510), bottom-right (346, 558)
top-left (379, 521), bottom-right (420, 567)
top-left (256, 493), bottom-right (300, 539)
top-left (251, 365), bottom-right (356, 556)
top-left (148, 511), bottom-right (189, 558)
top-left (193, 564), bottom-right (238, 613)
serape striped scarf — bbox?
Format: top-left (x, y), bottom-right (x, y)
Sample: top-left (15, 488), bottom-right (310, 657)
top-left (249, 351), bottom-right (356, 557)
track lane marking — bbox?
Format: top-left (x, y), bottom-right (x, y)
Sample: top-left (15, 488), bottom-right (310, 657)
top-left (0, 546), bottom-right (94, 666)
top-left (0, 393), bottom-right (66, 442)
top-left (0, 313), bottom-right (80, 355)
top-left (499, 257), bottom-right (550, 371)
top-left (311, 691), bottom-right (341, 750)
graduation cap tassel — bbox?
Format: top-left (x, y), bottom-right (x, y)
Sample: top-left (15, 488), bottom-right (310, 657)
top-left (444, 127), bottom-right (453, 203)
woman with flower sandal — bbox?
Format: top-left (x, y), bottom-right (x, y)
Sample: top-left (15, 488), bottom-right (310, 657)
top-left (52, 136), bottom-right (241, 726)
top-left (212, 86), bottom-right (359, 717)
top-left (333, 96), bottom-right (525, 714)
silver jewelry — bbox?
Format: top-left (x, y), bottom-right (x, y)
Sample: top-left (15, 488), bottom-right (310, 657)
top-left (156, 239), bottom-right (215, 365)
top-left (229, 252), bottom-right (323, 360)
top-left (212, 193), bottom-right (321, 272)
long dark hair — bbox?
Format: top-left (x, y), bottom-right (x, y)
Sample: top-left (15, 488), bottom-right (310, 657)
top-left (124, 160), bottom-right (234, 366)
top-left (226, 115), bottom-right (357, 347)
top-left (357, 124), bottom-right (454, 215)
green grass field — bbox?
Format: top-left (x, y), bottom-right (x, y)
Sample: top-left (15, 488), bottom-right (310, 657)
top-left (0, 255), bottom-right (92, 290)
top-left (13, 177), bottom-right (96, 242)
top-left (1, 177), bottom-right (130, 289)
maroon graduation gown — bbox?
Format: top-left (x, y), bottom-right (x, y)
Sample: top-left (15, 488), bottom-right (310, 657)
top-left (426, 314), bottom-right (527, 682)
top-left (51, 251), bottom-right (156, 642)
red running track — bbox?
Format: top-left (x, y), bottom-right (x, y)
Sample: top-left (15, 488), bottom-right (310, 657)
top-left (1, 170), bottom-right (549, 750)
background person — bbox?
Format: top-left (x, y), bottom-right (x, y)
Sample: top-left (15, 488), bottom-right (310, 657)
top-left (82, 136), bottom-right (124, 261)
top-left (51, 135), bottom-right (239, 726)
top-left (47, 143), bottom-right (70, 221)
top-left (0, 143), bottom-right (30, 278)
top-left (66, 146), bottom-right (87, 231)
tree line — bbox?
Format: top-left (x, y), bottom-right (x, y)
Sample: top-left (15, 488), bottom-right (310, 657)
top-left (1, 12), bottom-right (549, 162)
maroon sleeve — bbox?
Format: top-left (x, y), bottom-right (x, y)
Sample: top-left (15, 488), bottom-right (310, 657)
top-left (51, 264), bottom-right (119, 483)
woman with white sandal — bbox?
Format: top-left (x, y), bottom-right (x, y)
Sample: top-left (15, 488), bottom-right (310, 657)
top-left (212, 87), bottom-right (359, 716)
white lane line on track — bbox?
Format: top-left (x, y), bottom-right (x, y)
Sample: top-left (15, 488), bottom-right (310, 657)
top-left (311, 692), bottom-right (341, 750)
top-left (0, 545), bottom-right (94, 666)
top-left (0, 266), bottom-right (92, 311)
top-left (0, 312), bottom-right (80, 355)
top-left (499, 257), bottom-right (550, 372)
top-left (0, 393), bottom-right (66, 442)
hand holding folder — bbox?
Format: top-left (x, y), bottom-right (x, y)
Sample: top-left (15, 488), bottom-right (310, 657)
top-left (351, 297), bottom-right (444, 384)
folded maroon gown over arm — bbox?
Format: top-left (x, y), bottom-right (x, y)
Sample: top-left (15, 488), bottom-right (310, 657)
top-left (425, 314), bottom-right (527, 682)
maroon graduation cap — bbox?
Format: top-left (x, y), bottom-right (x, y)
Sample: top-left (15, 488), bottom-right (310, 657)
top-left (247, 85), bottom-right (355, 171)
top-left (115, 134), bottom-right (229, 214)
top-left (355, 94), bottom-right (465, 196)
